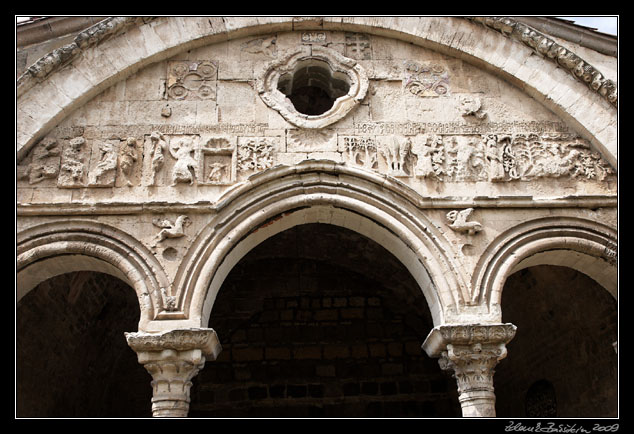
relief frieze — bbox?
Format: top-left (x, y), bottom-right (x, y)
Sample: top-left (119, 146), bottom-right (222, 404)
top-left (18, 121), bottom-right (614, 193)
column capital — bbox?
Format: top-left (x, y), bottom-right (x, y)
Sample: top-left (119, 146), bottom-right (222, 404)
top-left (125, 328), bottom-right (222, 417)
top-left (422, 323), bottom-right (516, 417)
top-left (422, 323), bottom-right (516, 357)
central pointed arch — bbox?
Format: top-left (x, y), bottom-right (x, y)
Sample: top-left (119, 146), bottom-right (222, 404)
top-left (174, 161), bottom-right (470, 330)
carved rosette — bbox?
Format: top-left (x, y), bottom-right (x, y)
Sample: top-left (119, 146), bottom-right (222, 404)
top-left (125, 328), bottom-right (222, 417)
top-left (423, 323), bottom-right (516, 417)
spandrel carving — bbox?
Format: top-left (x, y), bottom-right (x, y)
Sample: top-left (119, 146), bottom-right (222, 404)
top-left (152, 215), bottom-right (191, 246)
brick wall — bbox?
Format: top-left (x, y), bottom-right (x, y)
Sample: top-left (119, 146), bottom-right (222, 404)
top-left (495, 265), bottom-right (618, 417)
top-left (16, 271), bottom-right (151, 417)
top-left (189, 224), bottom-right (461, 417)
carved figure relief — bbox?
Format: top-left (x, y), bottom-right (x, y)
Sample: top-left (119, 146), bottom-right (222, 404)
top-left (446, 208), bottom-right (482, 235)
top-left (89, 141), bottom-right (118, 187)
top-left (169, 136), bottom-right (198, 185)
top-left (199, 136), bottom-right (235, 185)
top-left (460, 96), bottom-right (487, 120)
top-left (149, 132), bottom-right (168, 186)
top-left (152, 215), bottom-right (191, 246)
top-left (119, 137), bottom-right (139, 187)
top-left (23, 137), bottom-right (61, 185)
top-left (167, 60), bottom-right (217, 100)
top-left (58, 137), bottom-right (88, 188)
top-left (241, 36), bottom-right (277, 56)
top-left (403, 61), bottom-right (450, 97)
top-left (412, 135), bottom-right (445, 179)
top-left (410, 133), bottom-right (613, 183)
top-left (380, 136), bottom-right (414, 177)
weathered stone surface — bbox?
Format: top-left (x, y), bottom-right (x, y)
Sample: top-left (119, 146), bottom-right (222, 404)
top-left (16, 17), bottom-right (617, 418)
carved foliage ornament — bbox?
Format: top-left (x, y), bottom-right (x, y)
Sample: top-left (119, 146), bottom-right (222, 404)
top-left (257, 45), bottom-right (369, 129)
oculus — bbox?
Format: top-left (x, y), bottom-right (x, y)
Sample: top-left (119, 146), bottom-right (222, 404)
top-left (257, 46), bottom-right (368, 129)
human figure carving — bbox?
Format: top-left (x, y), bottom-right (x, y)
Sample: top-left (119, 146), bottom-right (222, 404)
top-left (120, 137), bottom-right (139, 187)
top-left (169, 137), bottom-right (197, 185)
top-left (150, 132), bottom-right (168, 185)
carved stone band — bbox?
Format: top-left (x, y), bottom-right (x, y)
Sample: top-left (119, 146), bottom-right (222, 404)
top-left (125, 328), bottom-right (222, 417)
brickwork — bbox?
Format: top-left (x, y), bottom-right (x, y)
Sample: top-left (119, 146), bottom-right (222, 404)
top-left (189, 224), bottom-right (460, 417)
top-left (495, 265), bottom-right (617, 417)
top-left (16, 272), bottom-right (151, 417)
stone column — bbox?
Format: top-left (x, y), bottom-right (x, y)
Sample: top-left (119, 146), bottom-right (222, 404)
top-left (422, 323), bottom-right (516, 417)
top-left (125, 328), bottom-right (222, 417)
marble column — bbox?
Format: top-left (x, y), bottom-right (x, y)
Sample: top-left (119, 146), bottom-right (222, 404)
top-left (422, 323), bottom-right (516, 417)
top-left (125, 328), bottom-right (222, 417)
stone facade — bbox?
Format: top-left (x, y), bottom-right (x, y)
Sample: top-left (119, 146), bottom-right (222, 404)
top-left (16, 17), bottom-right (617, 418)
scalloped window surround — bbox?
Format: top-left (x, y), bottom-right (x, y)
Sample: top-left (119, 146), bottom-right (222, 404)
top-left (257, 46), bottom-right (368, 129)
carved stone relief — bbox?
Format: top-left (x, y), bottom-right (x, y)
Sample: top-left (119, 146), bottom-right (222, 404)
top-left (403, 60), bottom-right (450, 97)
top-left (17, 136), bottom-right (61, 185)
top-left (166, 60), bottom-right (218, 101)
top-left (411, 133), bottom-right (614, 182)
top-left (446, 208), bottom-right (482, 235)
top-left (152, 215), bottom-right (191, 246)
top-left (241, 36), bottom-right (277, 57)
top-left (344, 32), bottom-right (371, 60)
top-left (237, 137), bottom-right (276, 175)
top-left (58, 137), bottom-right (88, 188)
top-left (88, 140), bottom-right (118, 187)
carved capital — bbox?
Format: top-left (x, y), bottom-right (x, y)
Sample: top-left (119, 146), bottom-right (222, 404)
top-left (125, 328), bottom-right (222, 417)
top-left (422, 323), bottom-right (516, 417)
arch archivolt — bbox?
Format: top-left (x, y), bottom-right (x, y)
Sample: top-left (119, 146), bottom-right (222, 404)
top-left (472, 216), bottom-right (617, 317)
top-left (16, 219), bottom-right (172, 330)
top-left (169, 161), bottom-right (481, 331)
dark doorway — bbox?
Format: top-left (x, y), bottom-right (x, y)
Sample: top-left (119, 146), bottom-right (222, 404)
top-left (495, 265), bottom-right (618, 417)
top-left (189, 223), bottom-right (461, 417)
top-left (16, 271), bottom-right (151, 417)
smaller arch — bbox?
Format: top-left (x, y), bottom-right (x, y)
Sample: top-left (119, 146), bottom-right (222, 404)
top-left (16, 220), bottom-right (172, 330)
top-left (472, 216), bottom-right (617, 317)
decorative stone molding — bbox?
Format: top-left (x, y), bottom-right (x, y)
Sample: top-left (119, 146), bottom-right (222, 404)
top-left (17, 17), bottom-right (156, 96)
top-left (125, 328), bottom-right (222, 417)
top-left (465, 17), bottom-right (617, 108)
top-left (257, 45), bottom-right (368, 129)
top-left (423, 323), bottom-right (516, 417)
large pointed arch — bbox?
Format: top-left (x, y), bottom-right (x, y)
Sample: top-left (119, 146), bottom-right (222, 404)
top-left (168, 161), bottom-right (477, 330)
top-left (17, 16), bottom-right (616, 170)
